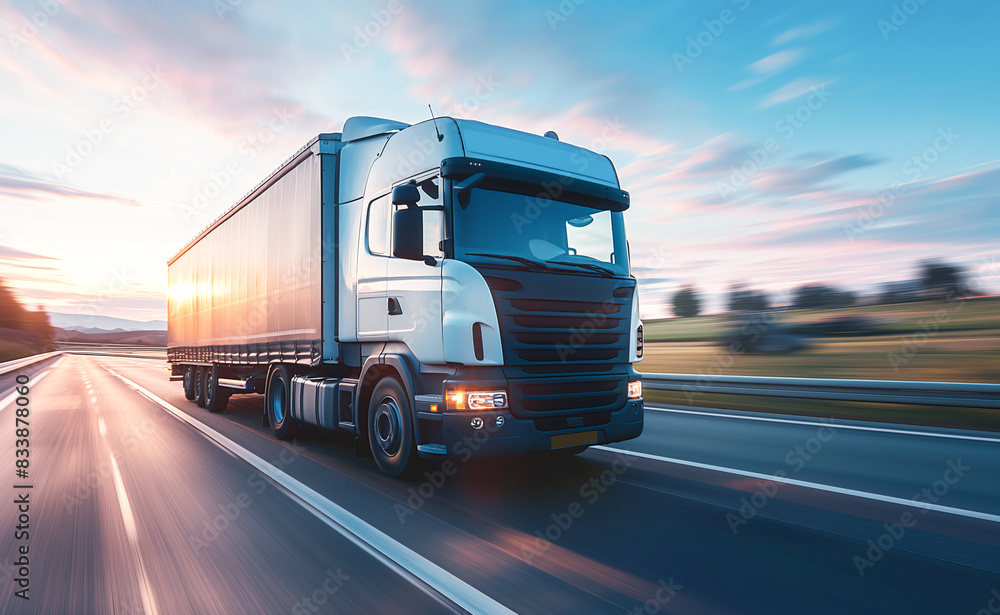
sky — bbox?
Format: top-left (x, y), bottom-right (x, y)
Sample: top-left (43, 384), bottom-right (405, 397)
top-left (1, 0), bottom-right (998, 322)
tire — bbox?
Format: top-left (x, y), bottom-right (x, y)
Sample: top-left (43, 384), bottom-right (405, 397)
top-left (205, 365), bottom-right (230, 413)
top-left (266, 365), bottom-right (296, 440)
top-left (367, 377), bottom-right (417, 478)
top-left (194, 366), bottom-right (207, 407)
top-left (182, 366), bottom-right (196, 400)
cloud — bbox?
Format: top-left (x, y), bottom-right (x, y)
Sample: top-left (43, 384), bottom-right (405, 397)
top-left (0, 163), bottom-right (140, 206)
top-left (0, 245), bottom-right (58, 261)
top-left (749, 49), bottom-right (803, 75)
top-left (759, 78), bottom-right (835, 108)
top-left (772, 21), bottom-right (836, 46)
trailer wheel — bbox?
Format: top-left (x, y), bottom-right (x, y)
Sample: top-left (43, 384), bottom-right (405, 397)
top-left (194, 366), bottom-right (207, 407)
top-left (205, 365), bottom-right (230, 413)
top-left (367, 377), bottom-right (416, 477)
top-left (182, 366), bottom-right (196, 400)
top-left (266, 365), bottom-right (296, 440)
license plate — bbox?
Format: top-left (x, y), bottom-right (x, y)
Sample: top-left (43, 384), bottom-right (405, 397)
top-left (551, 431), bottom-right (597, 450)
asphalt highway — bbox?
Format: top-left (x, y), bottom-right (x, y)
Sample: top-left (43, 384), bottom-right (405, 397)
top-left (0, 354), bottom-right (996, 614)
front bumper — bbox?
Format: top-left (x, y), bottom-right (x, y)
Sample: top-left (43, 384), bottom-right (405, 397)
top-left (415, 398), bottom-right (643, 459)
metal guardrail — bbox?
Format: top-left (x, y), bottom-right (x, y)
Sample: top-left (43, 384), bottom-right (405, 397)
top-left (639, 373), bottom-right (1000, 409)
top-left (0, 351), bottom-right (63, 377)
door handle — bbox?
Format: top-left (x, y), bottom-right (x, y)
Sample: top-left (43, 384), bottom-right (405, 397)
top-left (387, 297), bottom-right (403, 315)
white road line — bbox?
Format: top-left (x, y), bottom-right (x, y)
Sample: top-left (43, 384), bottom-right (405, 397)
top-left (594, 446), bottom-right (1000, 524)
top-left (98, 417), bottom-right (107, 437)
top-left (104, 368), bottom-right (514, 615)
top-left (109, 454), bottom-right (160, 615)
top-left (0, 357), bottom-right (64, 410)
top-left (646, 404), bottom-right (1000, 443)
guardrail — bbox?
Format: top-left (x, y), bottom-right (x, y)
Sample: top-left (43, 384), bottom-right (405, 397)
top-left (639, 373), bottom-right (1000, 409)
top-left (0, 351), bottom-right (63, 377)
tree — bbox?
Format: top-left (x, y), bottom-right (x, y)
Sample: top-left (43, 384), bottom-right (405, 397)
top-left (920, 260), bottom-right (966, 300)
top-left (671, 285), bottom-right (701, 318)
top-left (793, 284), bottom-right (856, 310)
top-left (0, 278), bottom-right (26, 330)
top-left (727, 284), bottom-right (769, 312)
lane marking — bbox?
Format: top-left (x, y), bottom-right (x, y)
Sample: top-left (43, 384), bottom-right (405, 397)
top-left (594, 446), bottom-right (1000, 524)
top-left (104, 368), bottom-right (514, 615)
top-left (646, 404), bottom-right (1000, 443)
top-left (98, 417), bottom-right (107, 437)
top-left (91, 396), bottom-right (98, 404)
top-left (0, 356), bottom-right (64, 410)
top-left (109, 454), bottom-right (160, 615)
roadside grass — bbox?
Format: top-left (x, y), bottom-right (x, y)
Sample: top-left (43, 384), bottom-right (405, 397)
top-left (639, 297), bottom-right (999, 430)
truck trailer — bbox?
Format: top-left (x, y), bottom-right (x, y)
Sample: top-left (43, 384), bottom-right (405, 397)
top-left (167, 115), bottom-right (644, 476)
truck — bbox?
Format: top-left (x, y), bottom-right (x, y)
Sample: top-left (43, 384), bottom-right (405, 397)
top-left (167, 115), bottom-right (644, 476)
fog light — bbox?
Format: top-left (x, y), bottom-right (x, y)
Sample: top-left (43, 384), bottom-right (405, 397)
top-left (628, 380), bottom-right (642, 399)
top-left (471, 417), bottom-right (484, 429)
top-left (495, 416), bottom-right (505, 428)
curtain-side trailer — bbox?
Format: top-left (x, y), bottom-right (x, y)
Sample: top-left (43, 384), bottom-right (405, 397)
top-left (168, 116), bottom-right (644, 477)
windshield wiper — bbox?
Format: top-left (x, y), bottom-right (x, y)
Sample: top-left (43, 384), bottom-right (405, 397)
top-left (546, 261), bottom-right (617, 277)
top-left (465, 252), bottom-right (549, 271)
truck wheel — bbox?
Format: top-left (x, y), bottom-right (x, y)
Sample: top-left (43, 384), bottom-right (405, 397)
top-left (194, 366), bottom-right (207, 407)
top-left (266, 365), bottom-right (296, 440)
top-left (367, 377), bottom-right (416, 477)
top-left (182, 366), bottom-right (196, 400)
top-left (205, 365), bottom-right (230, 413)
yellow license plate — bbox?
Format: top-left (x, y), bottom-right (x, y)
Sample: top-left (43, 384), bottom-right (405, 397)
top-left (551, 431), bottom-right (598, 449)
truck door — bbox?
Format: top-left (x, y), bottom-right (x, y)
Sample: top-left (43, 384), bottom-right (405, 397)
top-left (357, 193), bottom-right (390, 339)
top-left (386, 174), bottom-right (444, 364)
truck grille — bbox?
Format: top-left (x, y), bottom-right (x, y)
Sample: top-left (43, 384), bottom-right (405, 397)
top-left (483, 269), bottom-right (634, 418)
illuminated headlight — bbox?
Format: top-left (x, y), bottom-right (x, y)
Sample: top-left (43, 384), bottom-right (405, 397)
top-left (628, 381), bottom-right (642, 399)
top-left (447, 390), bottom-right (508, 411)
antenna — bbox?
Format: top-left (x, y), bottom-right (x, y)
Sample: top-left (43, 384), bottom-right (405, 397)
top-left (428, 104), bottom-right (444, 141)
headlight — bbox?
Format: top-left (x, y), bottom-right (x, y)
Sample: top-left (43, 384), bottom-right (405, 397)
top-left (447, 390), bottom-right (508, 411)
top-left (627, 381), bottom-right (642, 399)
top-left (636, 325), bottom-right (643, 358)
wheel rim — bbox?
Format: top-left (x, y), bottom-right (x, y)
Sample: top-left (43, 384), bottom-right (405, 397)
top-left (373, 396), bottom-right (402, 456)
top-left (271, 379), bottom-right (285, 423)
top-left (207, 372), bottom-right (215, 404)
top-left (195, 369), bottom-right (203, 394)
top-left (183, 369), bottom-right (192, 391)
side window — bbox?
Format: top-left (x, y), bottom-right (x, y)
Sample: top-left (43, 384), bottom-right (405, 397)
top-left (367, 195), bottom-right (390, 255)
top-left (392, 175), bottom-right (444, 258)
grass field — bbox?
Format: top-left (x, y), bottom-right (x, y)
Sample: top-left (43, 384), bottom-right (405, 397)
top-left (640, 297), bottom-right (999, 430)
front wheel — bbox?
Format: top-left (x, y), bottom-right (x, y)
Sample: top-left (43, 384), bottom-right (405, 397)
top-left (266, 365), bottom-right (296, 440)
top-left (367, 377), bottom-right (417, 477)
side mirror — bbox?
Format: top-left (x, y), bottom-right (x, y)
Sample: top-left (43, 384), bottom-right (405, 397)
top-left (393, 207), bottom-right (424, 261)
top-left (392, 184), bottom-right (420, 206)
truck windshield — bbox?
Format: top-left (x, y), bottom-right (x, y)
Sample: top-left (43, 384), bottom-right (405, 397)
top-left (452, 187), bottom-right (629, 276)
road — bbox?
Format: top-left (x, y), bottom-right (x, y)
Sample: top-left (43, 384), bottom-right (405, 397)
top-left (0, 354), bottom-right (997, 614)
